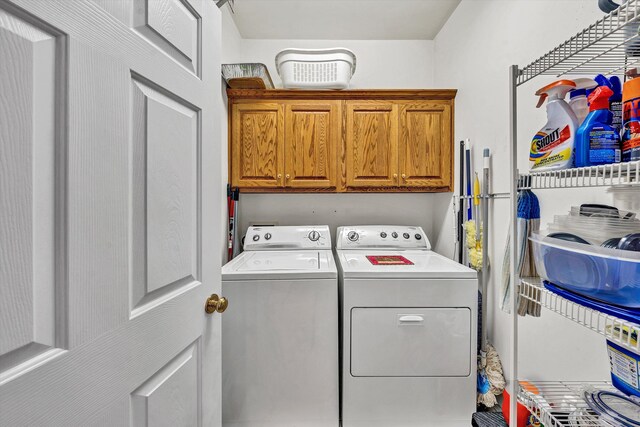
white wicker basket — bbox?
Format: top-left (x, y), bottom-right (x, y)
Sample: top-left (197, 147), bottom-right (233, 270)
top-left (275, 48), bottom-right (356, 90)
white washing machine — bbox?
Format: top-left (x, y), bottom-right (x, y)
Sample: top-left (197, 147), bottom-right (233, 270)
top-left (222, 225), bottom-right (339, 427)
top-left (335, 225), bottom-right (477, 427)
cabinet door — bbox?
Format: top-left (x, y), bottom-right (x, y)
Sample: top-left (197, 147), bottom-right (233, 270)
top-left (285, 102), bottom-right (339, 188)
top-left (398, 101), bottom-right (453, 189)
top-left (345, 102), bottom-right (398, 188)
top-left (231, 102), bottom-right (284, 188)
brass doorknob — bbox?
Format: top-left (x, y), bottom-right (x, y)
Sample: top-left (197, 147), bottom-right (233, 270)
top-left (205, 294), bottom-right (228, 314)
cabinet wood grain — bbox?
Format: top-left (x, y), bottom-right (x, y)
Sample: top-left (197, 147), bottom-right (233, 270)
top-left (231, 102), bottom-right (284, 188)
top-left (285, 102), bottom-right (339, 188)
top-left (345, 102), bottom-right (398, 188)
top-left (399, 101), bottom-right (452, 189)
top-left (227, 89), bottom-right (456, 192)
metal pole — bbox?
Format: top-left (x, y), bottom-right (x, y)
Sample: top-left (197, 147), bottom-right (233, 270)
top-left (508, 64), bottom-right (520, 427)
top-left (481, 149), bottom-right (490, 353)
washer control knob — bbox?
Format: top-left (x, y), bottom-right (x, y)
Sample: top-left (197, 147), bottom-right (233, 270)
top-left (264, 233), bottom-right (272, 240)
top-left (415, 234), bottom-right (422, 240)
top-left (308, 230), bottom-right (321, 242)
top-left (347, 231), bottom-right (359, 242)
top-left (380, 232), bottom-right (387, 238)
top-left (403, 233), bottom-right (410, 239)
top-left (391, 232), bottom-right (398, 239)
top-left (252, 234), bottom-right (260, 242)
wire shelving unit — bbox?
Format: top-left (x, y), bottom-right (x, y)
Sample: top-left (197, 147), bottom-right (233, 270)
top-left (518, 0), bottom-right (640, 85)
top-left (508, 1), bottom-right (640, 425)
top-left (519, 279), bottom-right (640, 353)
top-left (519, 160), bottom-right (640, 189)
top-left (518, 381), bottom-right (617, 427)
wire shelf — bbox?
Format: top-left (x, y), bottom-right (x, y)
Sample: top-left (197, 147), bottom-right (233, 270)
top-left (518, 381), bottom-right (617, 427)
top-left (520, 279), bottom-right (640, 354)
top-left (518, 161), bottom-right (640, 190)
top-left (518, 0), bottom-right (640, 85)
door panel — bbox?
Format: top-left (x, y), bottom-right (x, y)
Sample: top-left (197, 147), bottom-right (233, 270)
top-left (285, 102), bottom-right (339, 188)
top-left (132, 0), bottom-right (201, 76)
top-left (130, 77), bottom-right (200, 315)
top-left (0, 1), bottom-right (221, 426)
top-left (232, 102), bottom-right (284, 188)
top-left (399, 102), bottom-right (453, 188)
top-left (345, 101), bottom-right (398, 188)
top-left (0, 5), bottom-right (65, 376)
top-left (131, 340), bottom-right (201, 427)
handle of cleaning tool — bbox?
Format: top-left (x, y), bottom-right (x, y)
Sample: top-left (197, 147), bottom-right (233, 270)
top-left (474, 173), bottom-right (481, 246)
top-left (481, 148), bottom-right (490, 353)
top-left (465, 141), bottom-right (472, 220)
top-left (458, 141), bottom-right (465, 263)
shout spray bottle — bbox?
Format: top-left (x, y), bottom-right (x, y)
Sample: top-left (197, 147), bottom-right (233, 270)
top-left (530, 80), bottom-right (579, 171)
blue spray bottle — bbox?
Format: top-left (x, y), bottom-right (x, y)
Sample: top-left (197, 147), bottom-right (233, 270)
top-left (591, 76), bottom-right (622, 133)
top-left (609, 75), bottom-right (623, 134)
top-left (574, 85), bottom-right (621, 167)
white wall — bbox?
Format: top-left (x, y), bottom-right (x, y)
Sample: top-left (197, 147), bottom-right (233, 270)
top-left (221, 7), bottom-right (444, 242)
top-left (238, 39), bottom-right (435, 89)
top-left (433, 0), bottom-right (614, 382)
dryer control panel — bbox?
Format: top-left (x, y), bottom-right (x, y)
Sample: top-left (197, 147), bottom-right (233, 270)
top-left (244, 225), bottom-right (331, 251)
top-left (336, 226), bottom-right (430, 250)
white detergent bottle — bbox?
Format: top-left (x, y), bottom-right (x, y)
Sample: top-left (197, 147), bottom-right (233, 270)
top-left (568, 78), bottom-right (598, 126)
top-left (530, 80), bottom-right (579, 171)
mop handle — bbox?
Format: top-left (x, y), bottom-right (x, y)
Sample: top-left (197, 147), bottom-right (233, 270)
top-left (465, 141), bottom-right (472, 220)
top-left (481, 149), bottom-right (490, 353)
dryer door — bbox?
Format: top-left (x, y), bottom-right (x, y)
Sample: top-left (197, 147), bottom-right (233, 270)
top-left (350, 307), bottom-right (471, 377)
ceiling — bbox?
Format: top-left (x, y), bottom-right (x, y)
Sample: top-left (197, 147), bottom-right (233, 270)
top-left (229, 0), bottom-right (461, 40)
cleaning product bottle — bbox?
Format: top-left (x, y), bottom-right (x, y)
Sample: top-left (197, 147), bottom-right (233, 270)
top-left (569, 78), bottom-right (598, 126)
top-left (610, 76), bottom-right (623, 134)
top-left (593, 74), bottom-right (623, 134)
top-left (569, 89), bottom-right (589, 125)
top-left (530, 80), bottom-right (578, 171)
top-left (622, 76), bottom-right (640, 162)
top-left (574, 85), bottom-right (621, 167)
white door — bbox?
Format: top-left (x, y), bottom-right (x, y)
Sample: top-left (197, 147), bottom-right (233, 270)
top-left (0, 0), bottom-right (223, 425)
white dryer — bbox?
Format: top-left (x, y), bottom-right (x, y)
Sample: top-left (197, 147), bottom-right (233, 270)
top-left (222, 225), bottom-right (339, 427)
top-left (335, 225), bottom-right (477, 427)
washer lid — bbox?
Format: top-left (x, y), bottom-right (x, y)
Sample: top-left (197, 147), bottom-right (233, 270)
top-left (337, 250), bottom-right (476, 279)
top-left (222, 250), bottom-right (337, 281)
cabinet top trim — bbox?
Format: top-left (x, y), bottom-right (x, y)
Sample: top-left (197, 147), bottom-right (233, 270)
top-left (227, 89), bottom-right (457, 100)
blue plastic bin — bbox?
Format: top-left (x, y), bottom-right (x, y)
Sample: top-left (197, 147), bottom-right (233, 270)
top-left (531, 232), bottom-right (640, 308)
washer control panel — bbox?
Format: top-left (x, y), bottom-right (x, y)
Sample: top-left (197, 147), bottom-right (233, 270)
top-left (336, 226), bottom-right (430, 250)
top-left (244, 225), bottom-right (331, 251)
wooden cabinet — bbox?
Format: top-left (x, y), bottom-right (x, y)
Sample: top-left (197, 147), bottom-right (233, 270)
top-left (231, 102), bottom-right (284, 188)
top-left (285, 101), bottom-right (339, 188)
top-left (398, 101), bottom-right (452, 188)
top-left (231, 100), bottom-right (339, 190)
top-left (345, 102), bottom-right (398, 188)
top-left (228, 90), bottom-right (456, 192)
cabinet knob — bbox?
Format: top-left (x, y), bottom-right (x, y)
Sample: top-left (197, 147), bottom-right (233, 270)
top-left (277, 174), bottom-right (282, 179)
top-left (393, 173), bottom-right (398, 179)
top-left (285, 174), bottom-right (290, 180)
top-left (401, 174), bottom-right (407, 180)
